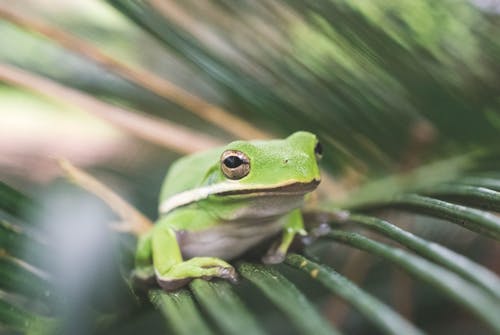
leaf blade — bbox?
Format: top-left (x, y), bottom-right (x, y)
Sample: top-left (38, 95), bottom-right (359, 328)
top-left (190, 280), bottom-right (266, 335)
top-left (343, 213), bottom-right (500, 300)
top-left (149, 289), bottom-right (214, 335)
top-left (390, 194), bottom-right (500, 240)
top-left (286, 254), bottom-right (425, 335)
top-left (239, 262), bottom-right (341, 335)
top-left (325, 230), bottom-right (500, 333)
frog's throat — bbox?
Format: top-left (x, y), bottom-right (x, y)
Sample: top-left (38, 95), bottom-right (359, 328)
top-left (159, 179), bottom-right (320, 215)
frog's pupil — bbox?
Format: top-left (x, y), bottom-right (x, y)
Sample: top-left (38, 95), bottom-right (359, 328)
top-left (315, 142), bottom-right (323, 156)
top-left (224, 156), bottom-right (242, 168)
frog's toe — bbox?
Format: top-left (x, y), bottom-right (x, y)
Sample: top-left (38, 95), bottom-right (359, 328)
top-left (262, 251), bottom-right (286, 264)
top-left (157, 277), bottom-right (192, 292)
top-left (131, 266), bottom-right (157, 290)
top-left (218, 265), bottom-right (238, 282)
top-left (201, 264), bottom-right (238, 281)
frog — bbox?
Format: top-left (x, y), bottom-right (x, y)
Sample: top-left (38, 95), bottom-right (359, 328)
top-left (133, 131), bottom-right (322, 291)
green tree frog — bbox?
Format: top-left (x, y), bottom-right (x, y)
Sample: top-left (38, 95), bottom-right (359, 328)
top-left (134, 131), bottom-right (322, 290)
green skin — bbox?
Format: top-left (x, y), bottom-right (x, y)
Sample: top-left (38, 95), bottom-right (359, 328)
top-left (134, 131), bottom-right (322, 291)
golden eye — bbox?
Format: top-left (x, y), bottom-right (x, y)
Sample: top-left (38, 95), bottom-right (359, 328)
top-left (314, 141), bottom-right (323, 161)
top-left (220, 150), bottom-right (250, 180)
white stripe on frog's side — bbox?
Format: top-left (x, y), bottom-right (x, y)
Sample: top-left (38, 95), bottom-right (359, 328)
top-left (159, 182), bottom-right (240, 214)
top-left (158, 180), bottom-right (317, 215)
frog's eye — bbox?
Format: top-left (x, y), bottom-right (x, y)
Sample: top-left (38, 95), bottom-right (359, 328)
top-left (314, 141), bottom-right (323, 161)
top-left (221, 150), bottom-right (250, 180)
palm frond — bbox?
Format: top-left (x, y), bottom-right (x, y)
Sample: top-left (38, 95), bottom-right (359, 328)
top-left (327, 213), bottom-right (500, 298)
top-left (324, 230), bottom-right (500, 332)
top-left (239, 263), bottom-right (340, 335)
top-left (190, 280), bottom-right (266, 335)
top-left (0, 183), bottom-right (58, 334)
top-left (149, 289), bottom-right (213, 335)
top-left (286, 254), bottom-right (424, 335)
top-left (1, 0), bottom-right (499, 334)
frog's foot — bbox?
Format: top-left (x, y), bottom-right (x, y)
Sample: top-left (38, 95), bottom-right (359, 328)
top-left (155, 257), bottom-right (238, 291)
top-left (261, 241), bottom-right (286, 264)
top-left (132, 265), bottom-right (155, 281)
top-left (262, 226), bottom-right (308, 264)
top-left (130, 265), bottom-right (157, 291)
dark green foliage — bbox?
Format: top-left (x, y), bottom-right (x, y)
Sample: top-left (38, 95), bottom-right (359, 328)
top-left (286, 254), bottom-right (425, 335)
top-left (239, 263), bottom-right (340, 335)
top-left (389, 194), bottom-right (500, 240)
top-left (324, 230), bottom-right (500, 332)
top-left (0, 183), bottom-right (57, 334)
top-left (336, 213), bottom-right (500, 299)
top-left (190, 280), bottom-right (266, 335)
top-left (105, 0), bottom-right (500, 176)
top-left (149, 289), bottom-right (213, 335)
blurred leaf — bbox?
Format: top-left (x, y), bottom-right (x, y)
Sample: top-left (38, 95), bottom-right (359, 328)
top-left (0, 297), bottom-right (56, 335)
top-left (0, 182), bottom-right (32, 217)
top-left (1, 1), bottom-right (500, 334)
top-left (0, 252), bottom-right (53, 303)
top-left (0, 183), bottom-right (58, 334)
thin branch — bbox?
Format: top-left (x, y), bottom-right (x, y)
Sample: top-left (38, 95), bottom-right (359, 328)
top-left (58, 159), bottom-right (153, 235)
top-left (0, 4), bottom-right (271, 140)
top-left (0, 62), bottom-right (223, 154)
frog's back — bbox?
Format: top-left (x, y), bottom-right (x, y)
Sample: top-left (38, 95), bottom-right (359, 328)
top-left (159, 147), bottom-right (221, 202)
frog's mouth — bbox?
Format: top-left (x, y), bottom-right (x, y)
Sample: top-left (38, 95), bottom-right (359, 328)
top-left (216, 179), bottom-right (321, 197)
top-left (159, 179), bottom-right (320, 214)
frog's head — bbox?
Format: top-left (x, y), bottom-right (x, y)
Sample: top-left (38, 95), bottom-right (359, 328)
top-left (214, 131), bottom-right (321, 196)
top-left (158, 131), bottom-right (322, 215)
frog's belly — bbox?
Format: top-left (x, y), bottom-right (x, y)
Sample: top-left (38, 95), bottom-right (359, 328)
top-left (177, 217), bottom-right (284, 260)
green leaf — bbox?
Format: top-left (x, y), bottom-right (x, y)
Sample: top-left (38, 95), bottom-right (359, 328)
top-left (190, 280), bottom-right (266, 335)
top-left (341, 213), bottom-right (500, 300)
top-left (0, 297), bottom-right (34, 333)
top-left (0, 218), bottom-right (51, 267)
top-left (286, 254), bottom-right (425, 335)
top-left (423, 183), bottom-right (500, 212)
top-left (325, 230), bottom-right (500, 333)
top-left (389, 194), bottom-right (500, 240)
top-left (0, 185), bottom-right (60, 333)
top-left (459, 176), bottom-right (500, 191)
top-left (0, 182), bottom-right (32, 217)
top-left (0, 293), bottom-right (57, 335)
top-left (0, 252), bottom-right (54, 303)
top-left (239, 262), bottom-right (341, 335)
top-left (149, 289), bottom-right (214, 335)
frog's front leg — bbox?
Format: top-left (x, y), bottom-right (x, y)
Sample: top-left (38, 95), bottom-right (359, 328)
top-left (147, 214), bottom-right (236, 291)
top-left (262, 209), bottom-right (306, 264)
